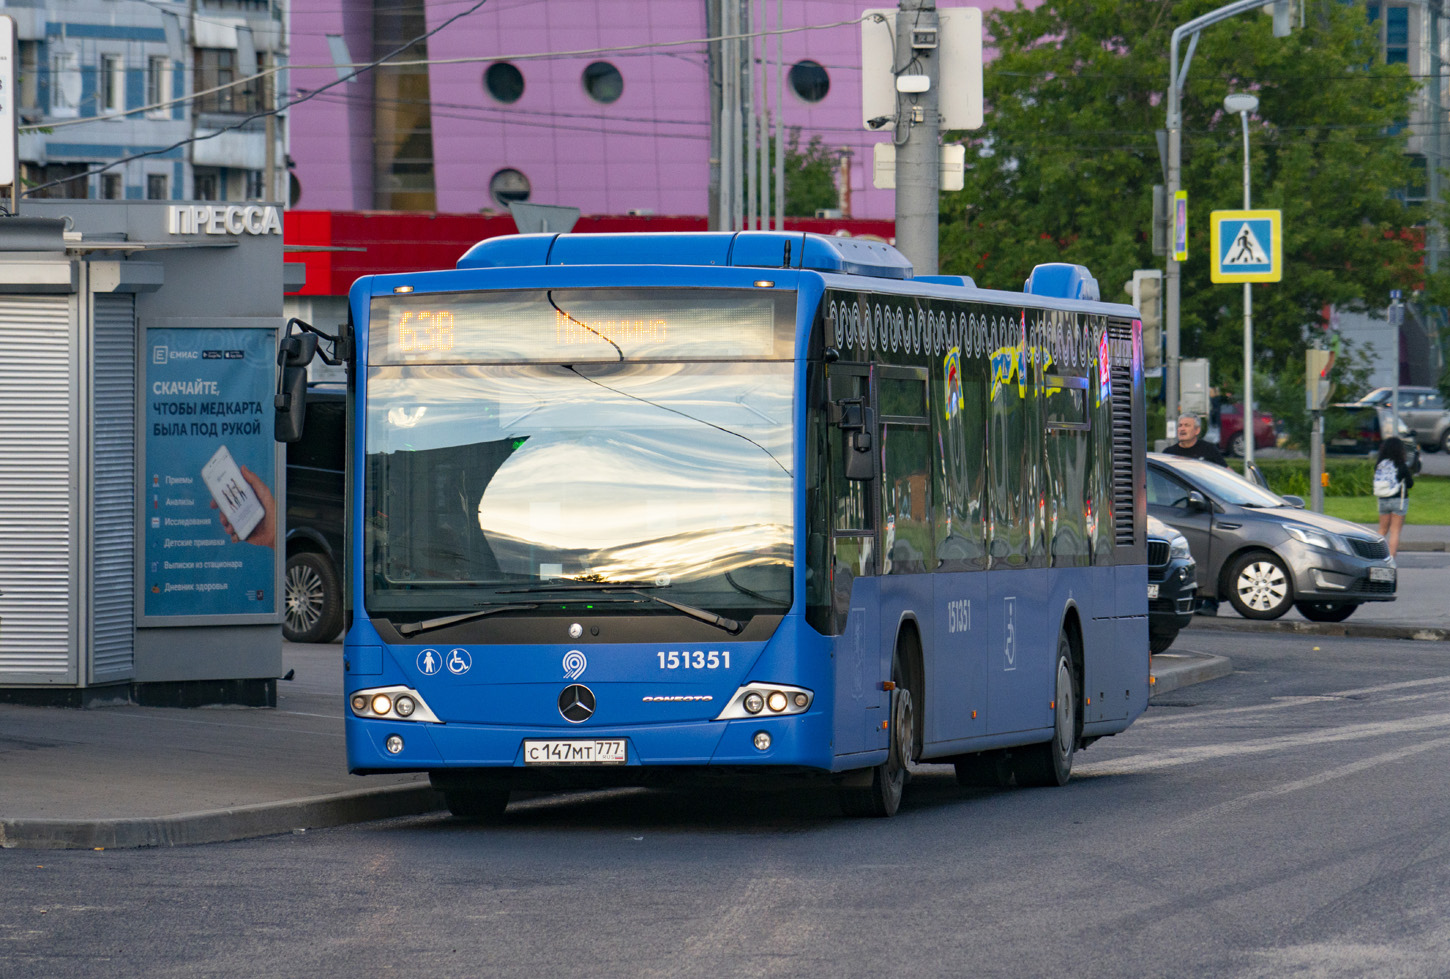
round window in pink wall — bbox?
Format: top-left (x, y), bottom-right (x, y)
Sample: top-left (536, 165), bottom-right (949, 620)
top-left (489, 168), bottom-right (531, 208)
top-left (582, 61), bottom-right (623, 104)
top-left (788, 60), bottom-right (830, 102)
top-left (485, 62), bottom-right (524, 104)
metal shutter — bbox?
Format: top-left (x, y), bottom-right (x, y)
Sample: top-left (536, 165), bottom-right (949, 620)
top-left (0, 296), bottom-right (75, 682)
top-left (91, 294), bottom-right (135, 681)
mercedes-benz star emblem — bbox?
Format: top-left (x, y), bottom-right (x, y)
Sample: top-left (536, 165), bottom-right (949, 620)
top-left (558, 684), bottom-right (595, 723)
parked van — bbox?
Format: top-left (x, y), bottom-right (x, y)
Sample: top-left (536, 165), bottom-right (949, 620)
top-left (283, 387), bottom-right (345, 643)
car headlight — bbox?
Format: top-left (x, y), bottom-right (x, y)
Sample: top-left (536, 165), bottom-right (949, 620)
top-left (1168, 533), bottom-right (1192, 560)
top-left (1285, 524), bottom-right (1351, 555)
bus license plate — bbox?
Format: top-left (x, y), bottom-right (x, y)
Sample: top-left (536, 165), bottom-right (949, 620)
top-left (524, 739), bottom-right (628, 765)
top-left (1369, 566), bottom-right (1395, 583)
top-left (1147, 583), bottom-right (1159, 599)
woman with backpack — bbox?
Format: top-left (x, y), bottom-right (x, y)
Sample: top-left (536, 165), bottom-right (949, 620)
top-left (1373, 436), bottom-right (1414, 557)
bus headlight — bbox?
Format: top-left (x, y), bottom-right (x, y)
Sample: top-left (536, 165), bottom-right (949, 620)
top-left (349, 685), bottom-right (442, 723)
top-left (716, 683), bottom-right (813, 720)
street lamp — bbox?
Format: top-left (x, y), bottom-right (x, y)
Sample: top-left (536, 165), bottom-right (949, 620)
top-left (1226, 91), bottom-right (1259, 469)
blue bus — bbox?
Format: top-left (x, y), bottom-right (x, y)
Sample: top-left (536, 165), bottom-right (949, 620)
top-left (275, 231), bottom-right (1148, 818)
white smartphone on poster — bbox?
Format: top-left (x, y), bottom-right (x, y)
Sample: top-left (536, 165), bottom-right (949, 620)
top-left (201, 444), bottom-right (264, 542)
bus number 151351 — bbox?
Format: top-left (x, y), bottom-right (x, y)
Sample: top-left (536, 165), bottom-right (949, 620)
top-left (658, 650), bottom-right (730, 670)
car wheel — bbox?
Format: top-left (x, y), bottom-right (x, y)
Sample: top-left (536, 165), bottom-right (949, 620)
top-left (1295, 601), bottom-right (1358, 623)
top-left (284, 552), bottom-right (342, 643)
top-left (1229, 433), bottom-right (1246, 458)
top-left (1149, 630), bottom-right (1179, 655)
top-left (1225, 550), bottom-right (1294, 620)
top-left (1440, 429), bottom-right (1450, 455)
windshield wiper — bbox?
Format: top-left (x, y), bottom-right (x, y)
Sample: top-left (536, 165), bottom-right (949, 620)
top-left (497, 581), bottom-right (743, 634)
top-left (395, 603), bottom-right (539, 638)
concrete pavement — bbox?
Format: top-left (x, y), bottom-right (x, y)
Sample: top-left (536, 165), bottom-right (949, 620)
top-left (2, 522), bottom-right (1443, 848)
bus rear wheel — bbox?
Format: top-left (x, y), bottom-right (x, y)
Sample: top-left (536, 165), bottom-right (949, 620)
top-left (1011, 629), bottom-right (1078, 788)
top-left (840, 653), bottom-right (914, 817)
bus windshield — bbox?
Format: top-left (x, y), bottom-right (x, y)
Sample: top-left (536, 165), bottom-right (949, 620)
top-left (364, 356), bottom-right (794, 621)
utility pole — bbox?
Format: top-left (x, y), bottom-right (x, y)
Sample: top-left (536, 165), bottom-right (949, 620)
top-left (1165, 0), bottom-right (1285, 435)
top-left (893, 0), bottom-right (940, 275)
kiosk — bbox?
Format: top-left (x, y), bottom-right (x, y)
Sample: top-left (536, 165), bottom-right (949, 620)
top-left (0, 201), bottom-right (304, 706)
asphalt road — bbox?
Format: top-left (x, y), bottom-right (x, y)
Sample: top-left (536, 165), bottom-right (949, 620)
top-left (5, 629), bottom-right (1449, 979)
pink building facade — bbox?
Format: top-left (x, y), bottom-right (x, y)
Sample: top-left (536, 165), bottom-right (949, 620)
top-left (286, 1), bottom-right (1015, 220)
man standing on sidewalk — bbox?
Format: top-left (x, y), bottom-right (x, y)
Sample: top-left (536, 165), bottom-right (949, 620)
top-left (1163, 414), bottom-right (1227, 466)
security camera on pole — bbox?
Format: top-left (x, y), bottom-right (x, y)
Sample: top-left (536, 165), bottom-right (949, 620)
top-left (860, 5), bottom-right (983, 275)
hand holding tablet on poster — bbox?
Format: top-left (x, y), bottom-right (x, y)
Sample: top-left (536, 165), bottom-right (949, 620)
top-left (204, 444), bottom-right (276, 548)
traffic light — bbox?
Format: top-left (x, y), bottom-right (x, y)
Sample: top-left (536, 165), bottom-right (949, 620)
top-left (1129, 269), bottom-right (1163, 369)
top-left (1306, 347), bottom-right (1333, 410)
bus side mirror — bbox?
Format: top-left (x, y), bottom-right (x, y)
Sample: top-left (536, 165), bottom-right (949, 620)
top-left (275, 333), bottom-right (318, 443)
top-left (834, 399), bottom-right (876, 481)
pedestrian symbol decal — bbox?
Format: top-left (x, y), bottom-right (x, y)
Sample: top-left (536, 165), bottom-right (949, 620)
top-left (1210, 209), bottom-right (1281, 283)
top-left (418, 648), bottom-right (441, 675)
top-left (447, 648), bottom-right (472, 675)
top-left (1225, 224), bottom-right (1269, 265)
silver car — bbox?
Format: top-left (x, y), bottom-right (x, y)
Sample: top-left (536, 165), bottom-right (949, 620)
top-left (1147, 453), bottom-right (1397, 622)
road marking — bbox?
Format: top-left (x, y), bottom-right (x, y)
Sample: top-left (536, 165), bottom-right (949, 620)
top-left (1158, 734), bottom-right (1450, 830)
top-left (1082, 711), bottom-right (1450, 775)
top-left (1139, 675), bottom-right (1450, 729)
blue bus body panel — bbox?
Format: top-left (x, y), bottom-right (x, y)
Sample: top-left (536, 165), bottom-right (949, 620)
top-left (343, 234), bottom-right (1149, 782)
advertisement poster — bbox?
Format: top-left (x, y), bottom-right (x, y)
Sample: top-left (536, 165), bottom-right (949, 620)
top-left (143, 327), bottom-right (277, 619)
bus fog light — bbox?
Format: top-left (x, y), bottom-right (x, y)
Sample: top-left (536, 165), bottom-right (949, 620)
top-left (394, 696), bottom-right (416, 717)
top-left (793, 693), bottom-right (809, 708)
top-left (386, 735), bottom-right (404, 754)
top-left (351, 694), bottom-right (369, 712)
top-left (753, 732), bottom-right (771, 751)
top-left (767, 691), bottom-right (788, 712)
top-left (372, 694), bottom-right (393, 715)
top-left (744, 693), bottom-right (765, 714)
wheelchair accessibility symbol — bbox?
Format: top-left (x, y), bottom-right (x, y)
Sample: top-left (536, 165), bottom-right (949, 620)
top-left (446, 647), bottom-right (472, 675)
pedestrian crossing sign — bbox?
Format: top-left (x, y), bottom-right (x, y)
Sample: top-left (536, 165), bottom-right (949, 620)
top-left (1210, 209), bottom-right (1281, 283)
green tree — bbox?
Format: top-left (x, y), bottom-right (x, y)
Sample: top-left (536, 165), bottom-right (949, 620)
top-left (941, 0), bottom-right (1434, 396)
top-left (756, 127), bottom-right (841, 217)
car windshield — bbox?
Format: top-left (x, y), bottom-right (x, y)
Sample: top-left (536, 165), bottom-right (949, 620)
top-left (1155, 456), bottom-right (1288, 507)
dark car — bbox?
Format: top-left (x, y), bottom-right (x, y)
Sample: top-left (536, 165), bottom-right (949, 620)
top-left (283, 387), bottom-right (345, 643)
top-left (1147, 514), bottom-right (1196, 654)
top-left (1324, 404), bottom-right (1421, 470)
top-left (1344, 386), bottom-right (1450, 454)
top-left (1148, 453), bottom-right (1396, 622)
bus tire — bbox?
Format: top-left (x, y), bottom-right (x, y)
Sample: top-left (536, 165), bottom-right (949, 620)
top-left (840, 652), bottom-right (914, 817)
top-left (1012, 629), bottom-right (1078, 788)
top-left (442, 787), bottom-right (511, 821)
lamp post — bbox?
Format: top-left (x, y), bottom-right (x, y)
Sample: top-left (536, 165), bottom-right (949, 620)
top-left (1225, 91), bottom-right (1259, 469)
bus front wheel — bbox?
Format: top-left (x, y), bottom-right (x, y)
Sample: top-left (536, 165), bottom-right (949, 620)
top-left (840, 653), bottom-right (914, 817)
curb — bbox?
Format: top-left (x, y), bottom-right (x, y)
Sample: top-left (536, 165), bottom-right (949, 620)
top-left (0, 782), bottom-right (445, 851)
top-left (1183, 618), bottom-right (1450, 642)
top-left (1150, 653), bottom-right (1233, 697)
